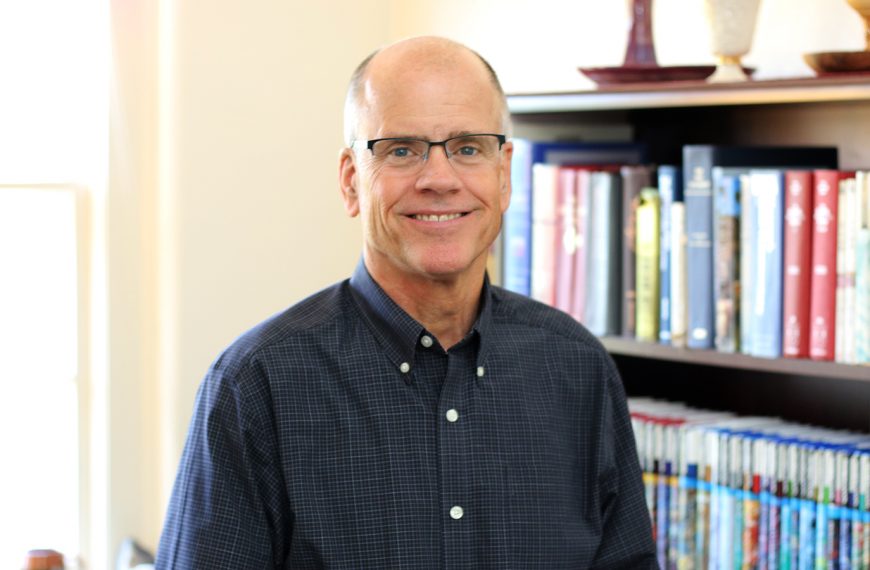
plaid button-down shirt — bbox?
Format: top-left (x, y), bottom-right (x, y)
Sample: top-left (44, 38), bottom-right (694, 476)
top-left (156, 260), bottom-right (656, 569)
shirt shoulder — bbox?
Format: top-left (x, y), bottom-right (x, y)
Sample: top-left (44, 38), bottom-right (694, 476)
top-left (489, 285), bottom-right (610, 357)
top-left (210, 279), bottom-right (355, 376)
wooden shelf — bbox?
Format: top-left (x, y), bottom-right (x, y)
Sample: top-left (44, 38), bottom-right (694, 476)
top-left (600, 336), bottom-right (870, 383)
top-left (507, 74), bottom-right (870, 113)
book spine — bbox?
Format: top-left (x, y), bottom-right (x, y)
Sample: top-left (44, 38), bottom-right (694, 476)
top-left (621, 165), bottom-right (654, 337)
top-left (503, 138), bottom-right (532, 296)
top-left (571, 170), bottom-right (592, 323)
top-left (636, 188), bottom-right (661, 342)
top-left (740, 172), bottom-right (756, 356)
top-left (836, 178), bottom-right (848, 362)
top-left (684, 147), bottom-right (715, 349)
top-left (658, 165), bottom-right (679, 345)
top-left (843, 177), bottom-right (858, 363)
top-left (712, 168), bottom-right (741, 353)
top-left (554, 167), bottom-right (578, 314)
top-left (809, 170), bottom-right (841, 361)
top-left (585, 171), bottom-right (622, 336)
top-left (856, 171), bottom-right (870, 364)
top-left (782, 170), bottom-right (813, 358)
top-left (748, 170), bottom-right (785, 359)
top-left (530, 163), bottom-right (559, 306)
top-left (857, 228), bottom-right (870, 364)
top-left (670, 201), bottom-right (688, 348)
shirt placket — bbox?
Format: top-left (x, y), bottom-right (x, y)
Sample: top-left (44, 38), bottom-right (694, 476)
top-left (438, 344), bottom-right (476, 569)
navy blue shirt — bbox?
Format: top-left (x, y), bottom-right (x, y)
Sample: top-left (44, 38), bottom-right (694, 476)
top-left (156, 261), bottom-right (656, 569)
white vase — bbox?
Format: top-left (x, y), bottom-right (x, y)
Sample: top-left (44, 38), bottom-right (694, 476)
top-left (704, 0), bottom-right (762, 82)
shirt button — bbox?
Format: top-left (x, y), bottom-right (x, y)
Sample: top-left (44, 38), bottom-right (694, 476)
top-left (399, 362), bottom-right (411, 374)
top-left (420, 335), bottom-right (433, 348)
top-left (445, 409), bottom-right (459, 423)
top-left (476, 366), bottom-right (485, 378)
top-left (450, 506), bottom-right (464, 520)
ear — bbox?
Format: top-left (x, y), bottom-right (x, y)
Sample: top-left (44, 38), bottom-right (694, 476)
top-left (339, 148), bottom-right (360, 217)
top-left (498, 140), bottom-right (514, 214)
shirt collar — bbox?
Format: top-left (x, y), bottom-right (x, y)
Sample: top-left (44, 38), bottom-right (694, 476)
top-left (348, 259), bottom-right (494, 380)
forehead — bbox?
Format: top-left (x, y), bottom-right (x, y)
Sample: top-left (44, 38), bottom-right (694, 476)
top-left (358, 52), bottom-right (502, 138)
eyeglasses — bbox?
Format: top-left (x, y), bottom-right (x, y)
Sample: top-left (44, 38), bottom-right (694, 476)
top-left (351, 133), bottom-right (506, 171)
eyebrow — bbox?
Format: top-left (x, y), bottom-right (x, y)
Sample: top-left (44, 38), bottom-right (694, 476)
top-left (376, 130), bottom-right (484, 141)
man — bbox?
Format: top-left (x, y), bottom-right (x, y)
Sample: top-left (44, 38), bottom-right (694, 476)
top-left (156, 36), bottom-right (656, 569)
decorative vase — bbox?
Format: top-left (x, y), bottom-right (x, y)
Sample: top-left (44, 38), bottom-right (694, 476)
top-left (846, 0), bottom-right (870, 50)
top-left (703, 0), bottom-right (762, 82)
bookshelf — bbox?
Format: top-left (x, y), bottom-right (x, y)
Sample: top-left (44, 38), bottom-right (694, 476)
top-left (507, 75), bottom-right (870, 432)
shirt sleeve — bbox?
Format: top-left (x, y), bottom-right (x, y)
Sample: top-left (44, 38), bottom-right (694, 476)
top-left (591, 358), bottom-right (659, 570)
top-left (155, 357), bottom-right (290, 569)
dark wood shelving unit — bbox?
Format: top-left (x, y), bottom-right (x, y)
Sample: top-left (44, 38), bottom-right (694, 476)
top-left (507, 75), bottom-right (870, 432)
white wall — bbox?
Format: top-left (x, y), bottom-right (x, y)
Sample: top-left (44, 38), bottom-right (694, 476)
top-left (107, 0), bottom-right (860, 564)
top-left (389, 0), bottom-right (864, 92)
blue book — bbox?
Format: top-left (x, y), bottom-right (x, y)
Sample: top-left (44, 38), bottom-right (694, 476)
top-left (657, 165), bottom-right (682, 345)
top-left (748, 169), bottom-right (786, 358)
top-left (682, 145), bottom-right (837, 350)
top-left (712, 167), bottom-right (744, 353)
top-left (502, 139), bottom-right (646, 296)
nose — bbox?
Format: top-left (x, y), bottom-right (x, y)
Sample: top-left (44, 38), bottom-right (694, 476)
top-left (416, 144), bottom-right (461, 193)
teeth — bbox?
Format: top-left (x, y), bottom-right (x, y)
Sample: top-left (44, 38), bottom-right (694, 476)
top-left (413, 213), bottom-right (463, 222)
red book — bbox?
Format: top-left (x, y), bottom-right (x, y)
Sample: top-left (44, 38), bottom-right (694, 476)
top-left (554, 167), bottom-right (578, 314)
top-left (782, 170), bottom-right (813, 358)
top-left (808, 170), bottom-right (841, 360)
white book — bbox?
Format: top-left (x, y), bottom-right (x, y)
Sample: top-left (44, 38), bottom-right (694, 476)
top-left (835, 177), bottom-right (858, 363)
top-left (669, 201), bottom-right (688, 348)
top-left (530, 163), bottom-right (559, 306)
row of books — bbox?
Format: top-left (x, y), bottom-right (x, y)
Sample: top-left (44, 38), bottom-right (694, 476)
top-left (629, 397), bottom-right (870, 570)
top-left (502, 140), bottom-right (870, 364)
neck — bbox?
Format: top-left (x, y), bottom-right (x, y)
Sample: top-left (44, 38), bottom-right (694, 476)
top-left (364, 255), bottom-right (485, 350)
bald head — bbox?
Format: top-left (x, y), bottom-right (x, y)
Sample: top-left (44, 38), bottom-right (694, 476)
top-left (343, 37), bottom-right (511, 146)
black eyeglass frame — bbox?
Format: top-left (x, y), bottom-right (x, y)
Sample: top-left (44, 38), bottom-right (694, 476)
top-left (354, 133), bottom-right (507, 157)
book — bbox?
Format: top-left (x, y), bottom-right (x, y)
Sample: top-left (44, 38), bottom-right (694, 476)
top-left (503, 138), bottom-right (533, 296)
top-left (782, 170), bottom-right (814, 358)
top-left (636, 187), bottom-right (661, 342)
top-left (530, 163), bottom-right (559, 306)
top-left (682, 145), bottom-right (838, 350)
top-left (554, 166), bottom-right (578, 314)
top-left (747, 169), bottom-right (785, 359)
top-left (657, 165), bottom-right (681, 345)
top-left (503, 139), bottom-right (647, 297)
top-left (712, 167), bottom-right (743, 353)
top-left (809, 170), bottom-right (844, 361)
top-left (621, 164), bottom-right (655, 337)
top-left (739, 169), bottom-right (756, 356)
top-left (585, 170), bottom-right (622, 336)
top-left (856, 171), bottom-right (870, 364)
top-left (571, 169), bottom-right (594, 324)
top-left (670, 199), bottom-right (688, 348)
top-left (835, 176), bottom-right (858, 363)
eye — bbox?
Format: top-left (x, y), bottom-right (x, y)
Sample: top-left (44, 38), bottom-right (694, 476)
top-left (391, 146), bottom-right (411, 158)
top-left (456, 145), bottom-right (479, 156)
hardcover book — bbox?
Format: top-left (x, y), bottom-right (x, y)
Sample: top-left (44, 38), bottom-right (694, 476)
top-left (585, 170), bottom-right (622, 336)
top-left (621, 164), bottom-right (655, 337)
top-left (657, 165), bottom-right (682, 345)
top-left (782, 170), bottom-right (813, 358)
top-left (712, 167), bottom-right (743, 353)
top-left (503, 139), bottom-right (647, 297)
top-left (530, 163), bottom-right (559, 306)
top-left (682, 145), bottom-right (837, 350)
top-left (809, 170), bottom-right (843, 361)
top-left (747, 169), bottom-right (785, 359)
top-left (636, 187), bottom-right (661, 342)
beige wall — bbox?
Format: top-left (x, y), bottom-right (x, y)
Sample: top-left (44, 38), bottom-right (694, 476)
top-left (105, 0), bottom-right (859, 565)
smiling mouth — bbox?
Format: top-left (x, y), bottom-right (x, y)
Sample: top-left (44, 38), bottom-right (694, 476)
top-left (411, 213), bottom-right (467, 222)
